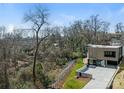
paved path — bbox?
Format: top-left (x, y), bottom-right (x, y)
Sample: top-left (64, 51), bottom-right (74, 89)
top-left (83, 66), bottom-right (117, 89)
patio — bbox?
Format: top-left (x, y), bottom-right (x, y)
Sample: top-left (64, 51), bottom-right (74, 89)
top-left (82, 66), bottom-right (117, 89)
top-left (77, 65), bottom-right (117, 89)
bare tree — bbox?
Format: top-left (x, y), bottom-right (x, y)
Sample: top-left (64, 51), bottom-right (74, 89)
top-left (100, 21), bottom-right (110, 44)
top-left (24, 5), bottom-right (50, 85)
top-left (115, 22), bottom-right (124, 33)
top-left (90, 15), bottom-right (103, 44)
top-left (83, 19), bottom-right (93, 44)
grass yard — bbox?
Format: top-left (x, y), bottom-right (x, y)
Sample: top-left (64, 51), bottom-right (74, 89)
top-left (112, 70), bottom-right (124, 89)
top-left (112, 61), bottom-right (124, 89)
top-left (63, 58), bottom-right (90, 89)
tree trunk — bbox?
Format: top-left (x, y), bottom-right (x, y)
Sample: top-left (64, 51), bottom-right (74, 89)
top-left (33, 32), bottom-right (39, 85)
top-left (33, 31), bottom-right (48, 86)
top-left (33, 47), bottom-right (38, 85)
top-left (4, 63), bottom-right (9, 89)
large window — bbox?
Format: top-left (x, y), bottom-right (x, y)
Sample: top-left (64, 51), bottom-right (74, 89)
top-left (104, 51), bottom-right (116, 57)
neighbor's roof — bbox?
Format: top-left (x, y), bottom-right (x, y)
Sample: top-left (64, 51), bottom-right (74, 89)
top-left (88, 44), bottom-right (121, 48)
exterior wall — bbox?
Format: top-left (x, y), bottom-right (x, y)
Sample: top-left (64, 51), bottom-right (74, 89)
top-left (88, 46), bottom-right (123, 62)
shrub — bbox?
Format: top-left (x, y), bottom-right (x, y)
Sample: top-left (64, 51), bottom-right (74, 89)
top-left (70, 52), bottom-right (82, 59)
top-left (36, 63), bottom-right (52, 88)
top-left (0, 72), bottom-right (8, 88)
top-left (56, 58), bottom-right (67, 66)
top-left (9, 67), bottom-right (34, 89)
top-left (18, 68), bottom-right (32, 82)
top-left (15, 81), bottom-right (34, 89)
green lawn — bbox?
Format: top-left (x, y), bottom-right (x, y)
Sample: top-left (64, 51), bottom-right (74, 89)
top-left (63, 58), bottom-right (89, 89)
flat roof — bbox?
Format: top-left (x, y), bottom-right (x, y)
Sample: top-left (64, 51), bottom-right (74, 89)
top-left (88, 44), bottom-right (121, 48)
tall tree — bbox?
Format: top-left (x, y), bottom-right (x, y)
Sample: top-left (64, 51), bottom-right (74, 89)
top-left (100, 21), bottom-right (110, 44)
top-left (24, 5), bottom-right (50, 85)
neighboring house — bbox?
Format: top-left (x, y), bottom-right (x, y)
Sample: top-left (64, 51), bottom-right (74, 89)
top-left (87, 44), bottom-right (123, 67)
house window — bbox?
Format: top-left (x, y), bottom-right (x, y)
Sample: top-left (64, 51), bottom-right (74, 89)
top-left (104, 51), bottom-right (116, 57)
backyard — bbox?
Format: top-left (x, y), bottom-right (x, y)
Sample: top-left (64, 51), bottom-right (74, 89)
top-left (63, 58), bottom-right (90, 89)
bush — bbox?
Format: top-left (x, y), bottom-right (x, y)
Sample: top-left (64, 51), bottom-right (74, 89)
top-left (9, 67), bottom-right (34, 89)
top-left (0, 72), bottom-right (8, 88)
top-left (14, 81), bottom-right (34, 89)
top-left (18, 68), bottom-right (32, 82)
top-left (56, 58), bottom-right (67, 66)
top-left (70, 52), bottom-right (82, 59)
top-left (36, 63), bottom-right (52, 88)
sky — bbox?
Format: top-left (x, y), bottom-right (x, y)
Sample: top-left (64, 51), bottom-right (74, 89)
top-left (1, 3), bottom-right (124, 32)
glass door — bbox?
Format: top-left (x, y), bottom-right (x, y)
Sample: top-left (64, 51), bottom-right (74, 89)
top-left (96, 60), bottom-right (101, 66)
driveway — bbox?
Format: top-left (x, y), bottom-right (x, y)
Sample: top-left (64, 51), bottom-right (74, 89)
top-left (83, 66), bottom-right (117, 89)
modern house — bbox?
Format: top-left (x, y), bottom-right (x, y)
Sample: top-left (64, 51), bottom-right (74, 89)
top-left (87, 44), bottom-right (123, 67)
top-left (76, 44), bottom-right (123, 88)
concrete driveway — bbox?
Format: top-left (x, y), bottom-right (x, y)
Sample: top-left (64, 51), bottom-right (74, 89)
top-left (83, 66), bottom-right (117, 89)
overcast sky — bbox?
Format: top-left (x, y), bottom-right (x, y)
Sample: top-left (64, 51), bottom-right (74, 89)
top-left (1, 3), bottom-right (124, 32)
